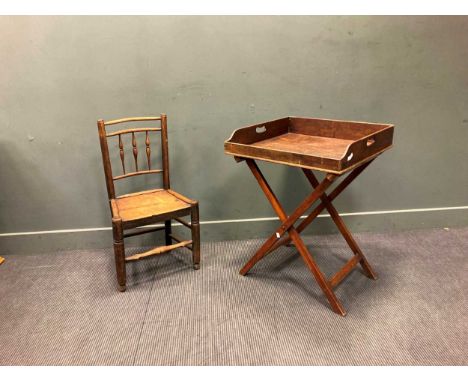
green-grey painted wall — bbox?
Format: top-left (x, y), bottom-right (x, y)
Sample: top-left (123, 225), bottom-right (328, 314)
top-left (0, 16), bottom-right (467, 253)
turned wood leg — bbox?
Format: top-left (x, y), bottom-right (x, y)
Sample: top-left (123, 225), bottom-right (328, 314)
top-left (112, 218), bottom-right (126, 292)
top-left (191, 204), bottom-right (201, 270)
top-left (164, 220), bottom-right (172, 246)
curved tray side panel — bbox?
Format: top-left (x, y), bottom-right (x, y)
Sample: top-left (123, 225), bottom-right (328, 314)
top-left (225, 117), bottom-right (290, 145)
top-left (340, 125), bottom-right (394, 170)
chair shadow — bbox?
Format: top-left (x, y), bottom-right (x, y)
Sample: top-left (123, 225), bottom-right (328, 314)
top-left (125, 247), bottom-right (193, 286)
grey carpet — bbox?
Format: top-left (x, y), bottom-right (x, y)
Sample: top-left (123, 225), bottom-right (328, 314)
top-left (0, 227), bottom-right (467, 365)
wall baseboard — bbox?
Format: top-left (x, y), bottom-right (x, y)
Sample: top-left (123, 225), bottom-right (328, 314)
top-left (0, 206), bottom-right (467, 255)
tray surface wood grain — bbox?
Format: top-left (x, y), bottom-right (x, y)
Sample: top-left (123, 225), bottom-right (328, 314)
top-left (224, 116), bottom-right (394, 174)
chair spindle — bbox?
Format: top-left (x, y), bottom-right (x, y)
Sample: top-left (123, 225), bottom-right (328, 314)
top-left (118, 134), bottom-right (126, 174)
top-left (132, 132), bottom-right (138, 171)
top-left (145, 131), bottom-right (151, 170)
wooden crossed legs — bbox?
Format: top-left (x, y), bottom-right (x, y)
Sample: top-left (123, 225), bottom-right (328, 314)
top-left (240, 159), bottom-right (377, 316)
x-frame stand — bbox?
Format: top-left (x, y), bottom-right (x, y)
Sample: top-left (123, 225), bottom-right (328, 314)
top-left (239, 158), bottom-right (378, 316)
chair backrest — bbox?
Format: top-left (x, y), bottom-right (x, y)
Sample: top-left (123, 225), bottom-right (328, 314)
top-left (97, 114), bottom-right (170, 200)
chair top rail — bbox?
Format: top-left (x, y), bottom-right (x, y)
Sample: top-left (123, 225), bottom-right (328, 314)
top-left (106, 127), bottom-right (161, 137)
top-left (104, 116), bottom-right (162, 126)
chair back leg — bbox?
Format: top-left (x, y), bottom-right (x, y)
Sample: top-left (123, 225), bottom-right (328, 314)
top-left (191, 204), bottom-right (201, 270)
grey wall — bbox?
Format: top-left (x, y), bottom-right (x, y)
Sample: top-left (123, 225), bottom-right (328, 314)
top-left (1, 16), bottom-right (467, 253)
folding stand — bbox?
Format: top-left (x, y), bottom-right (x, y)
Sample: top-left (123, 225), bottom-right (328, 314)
top-left (240, 158), bottom-right (377, 316)
top-left (224, 116), bottom-right (394, 315)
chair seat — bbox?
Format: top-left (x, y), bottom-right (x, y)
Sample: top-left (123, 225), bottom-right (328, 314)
top-left (111, 189), bottom-right (193, 228)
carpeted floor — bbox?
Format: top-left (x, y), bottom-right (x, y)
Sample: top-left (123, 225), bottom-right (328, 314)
top-left (0, 227), bottom-right (467, 365)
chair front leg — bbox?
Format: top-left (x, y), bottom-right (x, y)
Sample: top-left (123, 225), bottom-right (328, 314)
top-left (164, 220), bottom-right (172, 246)
top-left (112, 218), bottom-right (126, 292)
top-left (191, 204), bottom-right (201, 270)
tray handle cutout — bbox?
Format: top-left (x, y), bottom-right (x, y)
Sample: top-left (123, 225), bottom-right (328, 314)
top-left (256, 126), bottom-right (266, 134)
top-left (347, 152), bottom-right (354, 161)
top-left (366, 137), bottom-right (376, 147)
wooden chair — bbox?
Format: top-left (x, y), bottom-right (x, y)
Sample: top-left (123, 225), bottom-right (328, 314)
top-left (97, 114), bottom-right (200, 291)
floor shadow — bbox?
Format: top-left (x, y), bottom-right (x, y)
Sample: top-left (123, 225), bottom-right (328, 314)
top-left (126, 247), bottom-right (193, 285)
top-left (235, 235), bottom-right (401, 313)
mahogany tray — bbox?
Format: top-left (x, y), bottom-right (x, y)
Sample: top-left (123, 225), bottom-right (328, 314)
top-left (224, 117), bottom-right (394, 174)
